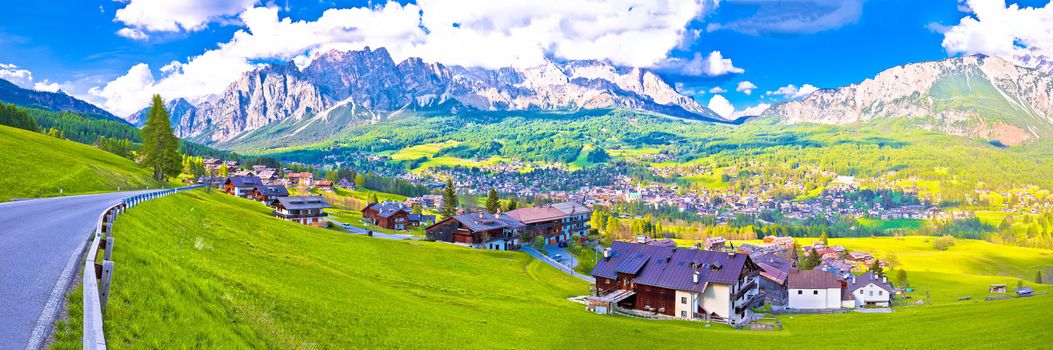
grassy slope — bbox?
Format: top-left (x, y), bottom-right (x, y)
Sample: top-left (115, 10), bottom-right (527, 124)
top-left (0, 125), bottom-right (159, 201)
top-left (95, 191), bottom-right (1053, 349)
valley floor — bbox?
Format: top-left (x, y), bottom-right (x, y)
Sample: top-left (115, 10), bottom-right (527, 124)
top-left (56, 190), bottom-right (1053, 349)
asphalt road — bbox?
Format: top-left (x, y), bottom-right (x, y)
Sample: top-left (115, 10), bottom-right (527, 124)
top-left (0, 190), bottom-right (158, 350)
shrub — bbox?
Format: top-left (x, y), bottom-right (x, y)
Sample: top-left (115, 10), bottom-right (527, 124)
top-left (933, 235), bottom-right (956, 251)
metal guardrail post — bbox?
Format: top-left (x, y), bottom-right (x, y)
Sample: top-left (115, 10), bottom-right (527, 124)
top-left (104, 237), bottom-right (114, 261)
top-left (99, 261), bottom-right (114, 310)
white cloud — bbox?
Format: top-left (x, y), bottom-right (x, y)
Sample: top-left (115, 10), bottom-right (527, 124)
top-left (659, 51), bottom-right (744, 76)
top-left (707, 94), bottom-right (735, 119)
top-left (33, 80), bottom-right (63, 93)
top-left (116, 28), bottom-right (150, 41)
top-left (94, 0), bottom-right (718, 115)
top-left (0, 63), bottom-right (34, 88)
top-left (767, 83), bottom-right (818, 99)
top-left (114, 0), bottom-right (258, 33)
top-left (0, 63), bottom-right (73, 93)
top-left (941, 0), bottom-right (1053, 69)
top-left (88, 63), bottom-right (160, 116)
top-left (736, 80), bottom-right (757, 95)
top-left (709, 86), bottom-right (727, 93)
top-left (707, 0), bottom-right (863, 35)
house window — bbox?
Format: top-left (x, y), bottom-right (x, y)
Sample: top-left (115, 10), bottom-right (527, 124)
top-left (681, 311), bottom-right (687, 317)
top-left (878, 291), bottom-right (883, 296)
top-left (813, 290), bottom-right (819, 295)
top-left (798, 290), bottom-right (803, 295)
top-left (859, 290), bottom-right (864, 294)
top-left (869, 291), bottom-right (874, 297)
top-left (681, 297), bottom-right (687, 304)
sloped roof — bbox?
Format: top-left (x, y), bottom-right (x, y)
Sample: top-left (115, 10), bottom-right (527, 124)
top-left (847, 272), bottom-right (895, 294)
top-left (257, 185), bottom-right (289, 197)
top-left (274, 196), bottom-right (330, 210)
top-left (753, 252), bottom-right (792, 285)
top-left (787, 269), bottom-right (842, 289)
top-left (503, 206), bottom-right (566, 224)
top-left (226, 175), bottom-right (263, 187)
top-left (366, 202), bottom-right (410, 218)
top-left (591, 241), bottom-right (754, 293)
top-left (550, 201), bottom-right (592, 215)
top-left (446, 212), bottom-right (524, 232)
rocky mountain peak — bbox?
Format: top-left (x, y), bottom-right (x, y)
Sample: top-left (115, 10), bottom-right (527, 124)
top-left (164, 47), bottom-right (723, 148)
top-left (764, 55), bottom-right (1053, 145)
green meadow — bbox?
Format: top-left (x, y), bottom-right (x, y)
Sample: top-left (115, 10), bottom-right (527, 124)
top-left (51, 190), bottom-right (1053, 349)
top-left (0, 125), bottom-right (161, 201)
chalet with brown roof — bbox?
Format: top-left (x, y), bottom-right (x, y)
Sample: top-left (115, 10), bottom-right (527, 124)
top-left (286, 172), bottom-right (314, 187)
top-left (362, 202), bottom-right (412, 230)
top-left (251, 184), bottom-right (289, 203)
top-left (313, 180), bottom-right (334, 192)
top-left (503, 201), bottom-right (592, 245)
top-left (224, 176), bottom-right (263, 199)
top-left (425, 212), bottom-right (524, 250)
top-left (787, 269), bottom-right (843, 310)
top-left (589, 242), bottom-right (761, 325)
top-left (270, 196), bottom-right (330, 226)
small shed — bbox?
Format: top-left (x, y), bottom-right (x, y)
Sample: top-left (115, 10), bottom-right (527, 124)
top-left (989, 284), bottom-right (1007, 293)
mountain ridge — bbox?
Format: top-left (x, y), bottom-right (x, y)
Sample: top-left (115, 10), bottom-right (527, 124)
top-left (142, 47), bottom-right (725, 148)
top-left (763, 55), bottom-right (1053, 145)
top-left (0, 78), bottom-right (127, 124)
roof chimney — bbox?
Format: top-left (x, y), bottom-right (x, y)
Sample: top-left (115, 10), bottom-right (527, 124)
top-left (882, 276), bottom-right (887, 284)
top-left (603, 248), bottom-right (611, 261)
top-left (693, 271), bottom-right (700, 284)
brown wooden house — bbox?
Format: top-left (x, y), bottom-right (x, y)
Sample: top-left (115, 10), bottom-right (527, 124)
top-left (589, 241), bottom-right (761, 324)
top-left (224, 176), bottom-right (263, 199)
top-left (362, 202), bottom-right (411, 230)
top-left (425, 212), bottom-right (524, 250)
top-left (251, 184), bottom-right (289, 203)
top-left (270, 196), bottom-right (330, 226)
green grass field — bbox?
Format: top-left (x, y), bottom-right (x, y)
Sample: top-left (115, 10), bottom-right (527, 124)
top-left (0, 125), bottom-right (161, 201)
top-left (389, 141), bottom-right (511, 173)
top-left (72, 191), bottom-right (1053, 348)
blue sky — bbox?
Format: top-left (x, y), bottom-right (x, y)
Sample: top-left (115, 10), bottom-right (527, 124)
top-left (0, 0), bottom-right (1048, 117)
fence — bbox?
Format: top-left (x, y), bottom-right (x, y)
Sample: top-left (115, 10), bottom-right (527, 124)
top-left (83, 185), bottom-right (202, 350)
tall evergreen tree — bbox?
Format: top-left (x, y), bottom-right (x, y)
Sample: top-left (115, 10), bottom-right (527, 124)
top-left (485, 188), bottom-right (500, 214)
top-left (141, 95), bottom-right (181, 181)
top-left (440, 178), bottom-right (458, 219)
top-left (505, 198), bottom-right (519, 211)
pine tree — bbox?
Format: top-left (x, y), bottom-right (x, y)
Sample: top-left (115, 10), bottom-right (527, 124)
top-left (140, 95), bottom-right (181, 181)
top-left (869, 260), bottom-right (884, 277)
top-left (440, 178), bottom-right (458, 219)
top-left (505, 198), bottom-right (518, 211)
top-left (368, 192), bottom-right (379, 204)
top-left (485, 188), bottom-right (500, 213)
top-left (819, 231), bottom-right (829, 246)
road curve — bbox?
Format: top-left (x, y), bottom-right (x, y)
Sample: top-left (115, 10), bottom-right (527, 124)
top-left (0, 190), bottom-right (158, 350)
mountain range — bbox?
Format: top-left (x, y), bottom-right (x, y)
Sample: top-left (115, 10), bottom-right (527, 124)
top-left (130, 47), bottom-right (727, 148)
top-left (4, 48), bottom-right (1053, 150)
top-left (0, 78), bottom-right (125, 123)
top-left (764, 55), bottom-right (1053, 145)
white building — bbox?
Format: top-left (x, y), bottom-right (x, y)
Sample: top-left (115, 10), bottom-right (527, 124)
top-left (845, 272), bottom-right (895, 307)
top-left (787, 270), bottom-right (843, 310)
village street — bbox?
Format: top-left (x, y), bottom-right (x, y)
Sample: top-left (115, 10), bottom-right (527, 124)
top-left (0, 190), bottom-right (160, 350)
top-left (325, 217), bottom-right (417, 240)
